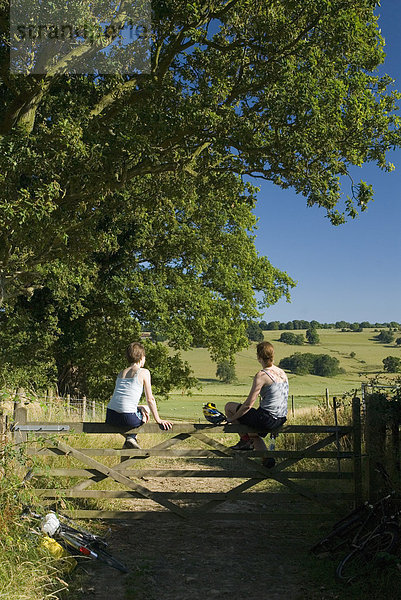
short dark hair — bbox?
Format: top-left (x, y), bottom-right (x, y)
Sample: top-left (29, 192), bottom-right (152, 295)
top-left (256, 341), bottom-right (274, 366)
top-left (126, 342), bottom-right (145, 364)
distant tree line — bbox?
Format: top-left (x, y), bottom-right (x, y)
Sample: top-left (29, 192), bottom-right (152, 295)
top-left (259, 320), bottom-right (401, 331)
top-left (279, 353), bottom-right (344, 377)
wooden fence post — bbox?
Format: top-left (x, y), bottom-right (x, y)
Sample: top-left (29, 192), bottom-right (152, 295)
top-left (66, 394), bottom-right (71, 417)
top-left (352, 397), bottom-right (363, 506)
top-left (92, 400), bottom-right (96, 421)
top-left (0, 410), bottom-right (5, 448)
top-left (390, 412), bottom-right (400, 474)
top-left (48, 388), bottom-right (53, 420)
top-left (13, 403), bottom-right (28, 446)
top-left (82, 397), bottom-right (87, 421)
top-left (333, 397), bottom-right (341, 474)
top-left (365, 394), bottom-right (387, 500)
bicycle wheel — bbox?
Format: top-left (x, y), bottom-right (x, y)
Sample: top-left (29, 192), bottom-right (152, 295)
top-left (335, 525), bottom-right (400, 584)
top-left (310, 512), bottom-right (366, 556)
top-left (359, 524), bottom-right (400, 554)
top-left (94, 547), bottom-right (129, 573)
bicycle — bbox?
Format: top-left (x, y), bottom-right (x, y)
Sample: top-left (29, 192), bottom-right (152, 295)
top-left (311, 463), bottom-right (401, 584)
top-left (334, 494), bottom-right (400, 583)
top-left (22, 506), bottom-right (128, 573)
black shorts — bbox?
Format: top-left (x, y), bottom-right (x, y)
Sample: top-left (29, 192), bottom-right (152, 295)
top-left (106, 408), bottom-right (143, 429)
top-left (237, 406), bottom-right (286, 437)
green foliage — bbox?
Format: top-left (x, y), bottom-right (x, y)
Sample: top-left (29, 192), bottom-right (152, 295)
top-left (364, 388), bottom-right (401, 433)
top-left (279, 332), bottom-right (305, 345)
top-left (0, 297), bottom-right (198, 398)
top-left (294, 333), bottom-right (306, 345)
top-left (382, 356), bottom-right (401, 373)
top-left (216, 360), bottom-right (237, 384)
top-left (396, 337), bottom-right (401, 346)
top-left (0, 443), bottom-right (68, 600)
top-left (1, 0), bottom-right (400, 394)
top-left (0, 170), bottom-right (293, 394)
top-left (280, 353), bottom-right (315, 375)
top-left (246, 321), bottom-right (264, 342)
top-left (279, 352), bottom-right (343, 377)
top-left (376, 330), bottom-right (395, 344)
top-left (306, 328), bottom-right (320, 345)
top-left (313, 354), bottom-right (343, 377)
top-left (336, 321), bottom-right (351, 329)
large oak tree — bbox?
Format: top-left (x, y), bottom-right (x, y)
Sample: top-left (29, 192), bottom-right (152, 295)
top-left (0, 0), bottom-right (399, 395)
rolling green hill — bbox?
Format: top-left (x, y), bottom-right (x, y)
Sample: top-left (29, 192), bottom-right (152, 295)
top-left (164, 328), bottom-right (401, 420)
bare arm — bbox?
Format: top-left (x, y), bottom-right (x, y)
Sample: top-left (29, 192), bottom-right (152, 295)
top-left (229, 371), bottom-right (268, 421)
top-left (141, 369), bottom-right (173, 430)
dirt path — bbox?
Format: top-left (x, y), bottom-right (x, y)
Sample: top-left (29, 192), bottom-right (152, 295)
top-left (66, 438), bottom-right (341, 599)
top-left (73, 515), bottom-right (335, 600)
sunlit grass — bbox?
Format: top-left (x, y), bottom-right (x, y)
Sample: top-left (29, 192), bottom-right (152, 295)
top-left (167, 328), bottom-right (401, 418)
top-left (0, 456), bottom-right (73, 600)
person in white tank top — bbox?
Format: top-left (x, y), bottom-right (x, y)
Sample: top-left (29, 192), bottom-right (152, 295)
top-left (106, 342), bottom-right (173, 448)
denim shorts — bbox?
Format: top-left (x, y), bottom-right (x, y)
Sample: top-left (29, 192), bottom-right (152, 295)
top-left (105, 408), bottom-right (143, 429)
top-left (237, 406), bottom-right (286, 437)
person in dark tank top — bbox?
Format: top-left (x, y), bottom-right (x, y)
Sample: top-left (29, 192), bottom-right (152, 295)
top-left (224, 341), bottom-right (288, 453)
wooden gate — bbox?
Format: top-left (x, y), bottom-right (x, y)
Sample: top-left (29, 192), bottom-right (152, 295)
top-left (12, 398), bottom-right (362, 521)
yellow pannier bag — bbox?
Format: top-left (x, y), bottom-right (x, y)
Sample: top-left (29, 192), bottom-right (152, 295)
top-left (40, 536), bottom-right (77, 572)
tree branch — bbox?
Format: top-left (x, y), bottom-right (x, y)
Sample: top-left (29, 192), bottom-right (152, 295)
top-left (89, 6), bottom-right (214, 123)
top-left (1, 2), bottom-right (139, 134)
top-left (210, 0), bottom-right (241, 19)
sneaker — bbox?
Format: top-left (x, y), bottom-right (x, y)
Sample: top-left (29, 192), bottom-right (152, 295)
top-left (262, 457), bottom-right (276, 468)
top-left (230, 439), bottom-right (254, 451)
top-left (123, 436), bottom-right (141, 449)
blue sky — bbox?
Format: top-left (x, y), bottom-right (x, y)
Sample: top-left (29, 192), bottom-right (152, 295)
top-left (254, 3), bottom-right (401, 324)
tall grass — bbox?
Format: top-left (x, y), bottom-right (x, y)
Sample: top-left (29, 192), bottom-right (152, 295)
top-left (0, 443), bottom-right (74, 600)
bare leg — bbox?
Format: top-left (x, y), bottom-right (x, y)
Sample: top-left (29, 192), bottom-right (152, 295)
top-left (225, 402), bottom-right (241, 422)
top-left (225, 402), bottom-right (255, 449)
top-left (248, 434), bottom-right (267, 451)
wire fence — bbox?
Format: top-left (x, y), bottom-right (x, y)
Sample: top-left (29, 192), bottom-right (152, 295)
top-left (0, 393), bottom-right (106, 423)
top-left (0, 386), bottom-right (356, 427)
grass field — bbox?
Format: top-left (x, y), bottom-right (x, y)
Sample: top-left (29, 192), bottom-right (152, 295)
top-left (2, 330), bottom-right (398, 600)
top-left (164, 328), bottom-right (401, 420)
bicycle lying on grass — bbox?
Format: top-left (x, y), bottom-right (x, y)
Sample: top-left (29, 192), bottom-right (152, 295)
top-left (22, 506), bottom-right (128, 573)
top-left (311, 463), bottom-right (401, 584)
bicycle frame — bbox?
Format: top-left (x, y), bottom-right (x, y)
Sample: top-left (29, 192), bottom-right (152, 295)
top-left (311, 492), bottom-right (400, 556)
top-left (22, 506), bottom-right (128, 573)
top-left (348, 494), bottom-right (400, 550)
